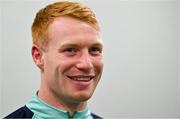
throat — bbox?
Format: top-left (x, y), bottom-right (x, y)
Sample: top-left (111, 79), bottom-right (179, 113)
top-left (60, 101), bottom-right (87, 117)
top-left (68, 111), bottom-right (77, 118)
top-left (38, 88), bottom-right (87, 117)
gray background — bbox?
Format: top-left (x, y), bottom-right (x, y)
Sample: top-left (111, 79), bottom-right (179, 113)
top-left (1, 0), bottom-right (180, 118)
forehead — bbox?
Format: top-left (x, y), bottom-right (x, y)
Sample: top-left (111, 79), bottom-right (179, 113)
top-left (47, 16), bottom-right (102, 46)
top-left (48, 16), bottom-right (100, 37)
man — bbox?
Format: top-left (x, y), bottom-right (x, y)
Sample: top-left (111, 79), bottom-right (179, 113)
top-left (5, 1), bottom-right (103, 119)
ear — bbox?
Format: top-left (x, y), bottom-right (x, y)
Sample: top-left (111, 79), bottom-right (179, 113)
top-left (31, 44), bottom-right (44, 71)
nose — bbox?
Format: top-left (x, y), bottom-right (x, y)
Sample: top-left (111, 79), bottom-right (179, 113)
top-left (76, 50), bottom-right (93, 71)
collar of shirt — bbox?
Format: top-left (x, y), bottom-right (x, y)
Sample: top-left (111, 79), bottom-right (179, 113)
top-left (26, 94), bottom-right (92, 119)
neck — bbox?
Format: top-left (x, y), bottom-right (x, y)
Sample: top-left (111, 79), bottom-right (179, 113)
top-left (38, 85), bottom-right (87, 117)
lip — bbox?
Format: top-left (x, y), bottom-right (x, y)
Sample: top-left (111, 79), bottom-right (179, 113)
top-left (66, 75), bottom-right (95, 82)
top-left (66, 75), bottom-right (95, 89)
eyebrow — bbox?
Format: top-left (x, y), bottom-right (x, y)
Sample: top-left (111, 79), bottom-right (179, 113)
top-left (59, 44), bottom-right (79, 49)
top-left (91, 43), bottom-right (103, 49)
top-left (59, 42), bottom-right (103, 49)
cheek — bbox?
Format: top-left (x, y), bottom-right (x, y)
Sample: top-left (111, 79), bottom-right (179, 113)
top-left (44, 56), bottom-right (57, 71)
top-left (43, 54), bottom-right (61, 77)
top-left (58, 59), bottom-right (77, 73)
top-left (93, 57), bottom-right (104, 72)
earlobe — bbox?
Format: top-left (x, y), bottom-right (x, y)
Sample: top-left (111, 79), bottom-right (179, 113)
top-left (31, 44), bottom-right (44, 70)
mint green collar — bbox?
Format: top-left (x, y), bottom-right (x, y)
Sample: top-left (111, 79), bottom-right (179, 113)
top-left (26, 94), bottom-right (93, 119)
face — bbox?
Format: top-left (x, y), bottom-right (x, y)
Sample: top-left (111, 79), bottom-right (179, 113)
top-left (37, 16), bottom-right (103, 105)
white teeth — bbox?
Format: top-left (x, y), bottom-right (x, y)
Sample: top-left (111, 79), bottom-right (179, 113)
top-left (71, 77), bottom-right (91, 81)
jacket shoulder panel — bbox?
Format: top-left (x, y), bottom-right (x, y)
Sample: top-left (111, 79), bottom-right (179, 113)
top-left (4, 106), bottom-right (33, 118)
top-left (91, 113), bottom-right (103, 119)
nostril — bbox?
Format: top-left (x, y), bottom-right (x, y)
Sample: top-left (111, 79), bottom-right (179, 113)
top-left (76, 61), bottom-right (93, 70)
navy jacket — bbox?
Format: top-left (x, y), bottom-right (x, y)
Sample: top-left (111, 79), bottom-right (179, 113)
top-left (4, 106), bottom-right (102, 119)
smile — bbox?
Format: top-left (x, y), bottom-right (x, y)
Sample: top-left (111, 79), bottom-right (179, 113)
top-left (67, 76), bottom-right (94, 82)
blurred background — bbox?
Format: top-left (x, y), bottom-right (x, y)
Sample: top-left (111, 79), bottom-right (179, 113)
top-left (0, 0), bottom-right (180, 118)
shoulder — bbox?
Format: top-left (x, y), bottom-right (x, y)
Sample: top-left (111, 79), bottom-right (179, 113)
top-left (91, 113), bottom-right (103, 119)
top-left (4, 106), bottom-right (33, 119)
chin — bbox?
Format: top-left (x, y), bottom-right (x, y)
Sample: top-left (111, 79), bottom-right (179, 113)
top-left (72, 92), bottom-right (93, 103)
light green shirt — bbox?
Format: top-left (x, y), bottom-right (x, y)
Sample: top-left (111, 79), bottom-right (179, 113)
top-left (26, 95), bottom-right (93, 119)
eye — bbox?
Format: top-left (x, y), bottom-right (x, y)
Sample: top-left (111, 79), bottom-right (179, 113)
top-left (89, 47), bottom-right (102, 55)
top-left (63, 48), bottom-right (78, 56)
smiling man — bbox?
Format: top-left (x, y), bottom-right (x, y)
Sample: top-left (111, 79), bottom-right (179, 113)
top-left (5, 1), bottom-right (103, 119)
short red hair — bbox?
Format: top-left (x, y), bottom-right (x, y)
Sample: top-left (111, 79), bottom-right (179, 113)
top-left (32, 1), bottom-right (99, 50)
